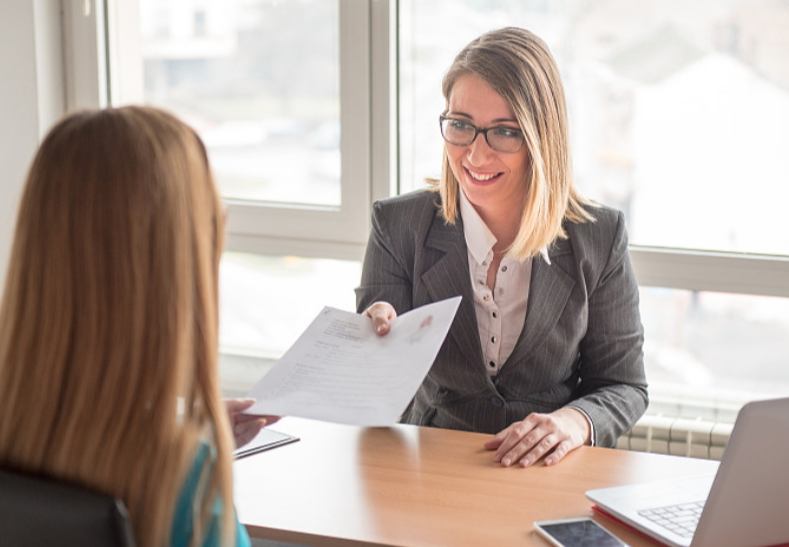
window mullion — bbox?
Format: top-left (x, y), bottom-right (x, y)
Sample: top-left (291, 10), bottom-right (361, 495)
top-left (631, 246), bottom-right (789, 298)
top-left (63, 0), bottom-right (109, 110)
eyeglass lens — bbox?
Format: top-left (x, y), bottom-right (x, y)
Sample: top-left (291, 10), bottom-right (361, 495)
top-left (440, 117), bottom-right (524, 153)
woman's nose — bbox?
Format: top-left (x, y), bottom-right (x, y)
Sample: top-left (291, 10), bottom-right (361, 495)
top-left (466, 132), bottom-right (495, 165)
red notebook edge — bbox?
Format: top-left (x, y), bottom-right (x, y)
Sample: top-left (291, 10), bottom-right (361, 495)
top-left (591, 504), bottom-right (670, 546)
top-left (591, 505), bottom-right (789, 547)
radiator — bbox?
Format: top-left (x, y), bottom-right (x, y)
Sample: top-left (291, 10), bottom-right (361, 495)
top-left (617, 414), bottom-right (733, 460)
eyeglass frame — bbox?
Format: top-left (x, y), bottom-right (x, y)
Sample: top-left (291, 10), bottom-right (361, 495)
top-left (438, 114), bottom-right (526, 154)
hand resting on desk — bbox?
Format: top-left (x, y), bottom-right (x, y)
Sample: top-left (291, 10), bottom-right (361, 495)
top-left (483, 406), bottom-right (591, 467)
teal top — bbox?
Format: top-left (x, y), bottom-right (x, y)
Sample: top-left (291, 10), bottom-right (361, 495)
top-left (171, 441), bottom-right (251, 547)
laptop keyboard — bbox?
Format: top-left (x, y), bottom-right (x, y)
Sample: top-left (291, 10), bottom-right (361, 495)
top-left (638, 501), bottom-right (705, 538)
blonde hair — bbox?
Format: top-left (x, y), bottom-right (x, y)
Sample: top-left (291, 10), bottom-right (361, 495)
top-left (0, 106), bottom-right (235, 546)
top-left (434, 27), bottom-right (595, 260)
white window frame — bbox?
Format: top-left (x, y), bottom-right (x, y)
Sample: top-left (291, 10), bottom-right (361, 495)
top-left (0, 0), bottom-right (67, 292)
top-left (66, 0), bottom-right (393, 262)
top-left (62, 0), bottom-right (109, 110)
top-left (631, 247), bottom-right (789, 298)
top-left (61, 0), bottom-right (789, 297)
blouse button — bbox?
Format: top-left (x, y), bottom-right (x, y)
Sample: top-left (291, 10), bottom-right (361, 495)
top-left (492, 311), bottom-right (499, 319)
top-left (501, 265), bottom-right (508, 272)
top-left (483, 295), bottom-right (490, 301)
top-left (491, 336), bottom-right (497, 343)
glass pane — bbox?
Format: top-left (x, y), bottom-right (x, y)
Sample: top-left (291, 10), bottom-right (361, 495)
top-left (641, 287), bottom-right (789, 408)
top-left (139, 0), bottom-right (340, 206)
top-left (219, 252), bottom-right (361, 358)
top-left (398, 0), bottom-right (789, 256)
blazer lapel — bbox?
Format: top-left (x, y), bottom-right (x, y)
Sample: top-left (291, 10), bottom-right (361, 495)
top-left (503, 238), bottom-right (576, 370)
top-left (420, 215), bottom-right (484, 371)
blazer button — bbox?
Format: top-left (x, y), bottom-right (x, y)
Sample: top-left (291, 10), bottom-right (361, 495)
top-left (490, 397), bottom-right (504, 408)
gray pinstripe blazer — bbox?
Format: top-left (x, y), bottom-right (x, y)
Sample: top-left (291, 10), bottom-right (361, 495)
top-left (355, 190), bottom-right (648, 447)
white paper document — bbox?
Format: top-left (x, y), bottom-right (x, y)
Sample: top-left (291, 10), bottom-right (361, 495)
top-left (245, 296), bottom-right (461, 426)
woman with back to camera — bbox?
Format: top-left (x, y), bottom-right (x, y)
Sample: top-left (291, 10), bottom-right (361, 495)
top-left (358, 27), bottom-right (648, 468)
top-left (0, 106), bottom-right (264, 546)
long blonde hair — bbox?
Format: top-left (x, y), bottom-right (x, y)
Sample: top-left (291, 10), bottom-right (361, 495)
top-left (0, 106), bottom-right (235, 546)
top-left (435, 27), bottom-right (595, 260)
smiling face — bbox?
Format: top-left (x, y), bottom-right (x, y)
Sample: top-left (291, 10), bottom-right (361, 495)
top-left (444, 73), bottom-right (531, 227)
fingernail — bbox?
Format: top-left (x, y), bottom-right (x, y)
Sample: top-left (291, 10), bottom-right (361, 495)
top-left (502, 458), bottom-right (511, 466)
top-left (376, 324), bottom-right (386, 333)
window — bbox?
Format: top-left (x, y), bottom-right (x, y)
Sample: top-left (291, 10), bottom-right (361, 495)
top-left (59, 0), bottom-right (388, 392)
top-left (68, 0), bottom-right (788, 410)
top-left (219, 253), bottom-right (360, 358)
top-left (104, 0), bottom-right (389, 260)
top-left (399, 0), bottom-right (789, 255)
top-left (398, 0), bottom-right (789, 409)
top-left (139, 0), bottom-right (342, 206)
top-left (94, 0), bottom-right (391, 388)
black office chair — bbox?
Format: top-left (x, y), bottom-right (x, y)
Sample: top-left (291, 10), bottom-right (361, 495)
top-left (0, 467), bottom-right (136, 547)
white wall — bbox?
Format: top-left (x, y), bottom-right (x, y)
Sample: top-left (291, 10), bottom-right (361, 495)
top-left (0, 0), bottom-right (65, 290)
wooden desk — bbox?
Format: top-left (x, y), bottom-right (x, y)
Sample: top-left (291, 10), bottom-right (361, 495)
top-left (234, 417), bottom-right (718, 547)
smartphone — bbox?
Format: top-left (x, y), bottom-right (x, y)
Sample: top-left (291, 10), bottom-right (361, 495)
top-left (534, 517), bottom-right (630, 547)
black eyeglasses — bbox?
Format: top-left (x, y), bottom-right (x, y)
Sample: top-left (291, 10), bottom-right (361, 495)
top-left (439, 115), bottom-right (526, 154)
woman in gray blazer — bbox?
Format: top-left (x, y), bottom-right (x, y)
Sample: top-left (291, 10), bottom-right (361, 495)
top-left (357, 27), bottom-right (648, 468)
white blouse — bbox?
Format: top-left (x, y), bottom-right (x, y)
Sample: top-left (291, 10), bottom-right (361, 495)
top-left (458, 190), bottom-right (533, 377)
top-left (458, 190), bottom-right (594, 443)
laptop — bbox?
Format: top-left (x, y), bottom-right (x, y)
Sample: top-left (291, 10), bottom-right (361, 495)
top-left (586, 397), bottom-right (789, 547)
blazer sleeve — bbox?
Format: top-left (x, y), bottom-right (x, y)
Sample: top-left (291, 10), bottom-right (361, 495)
top-left (568, 210), bottom-right (648, 447)
top-left (355, 197), bottom-right (423, 315)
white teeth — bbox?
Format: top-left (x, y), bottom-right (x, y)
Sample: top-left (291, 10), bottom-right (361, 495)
top-left (468, 170), bottom-right (498, 181)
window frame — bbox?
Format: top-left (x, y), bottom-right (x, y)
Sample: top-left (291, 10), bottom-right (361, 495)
top-left (0, 0), bottom-right (67, 292)
top-left (68, 0), bottom-right (393, 262)
top-left (631, 247), bottom-right (789, 298)
top-left (63, 0), bottom-right (789, 297)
